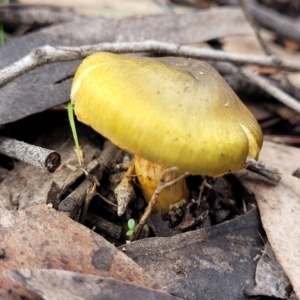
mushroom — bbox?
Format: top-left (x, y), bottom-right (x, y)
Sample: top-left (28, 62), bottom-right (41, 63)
top-left (70, 52), bottom-right (263, 213)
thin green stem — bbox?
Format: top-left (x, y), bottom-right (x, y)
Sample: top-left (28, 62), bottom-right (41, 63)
top-left (67, 102), bottom-right (82, 166)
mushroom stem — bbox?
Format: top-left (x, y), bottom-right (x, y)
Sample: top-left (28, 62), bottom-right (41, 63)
top-left (132, 166), bottom-right (189, 240)
top-left (134, 155), bottom-right (189, 213)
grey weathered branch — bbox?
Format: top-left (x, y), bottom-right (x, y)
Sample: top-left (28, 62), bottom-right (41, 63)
top-left (1, 40), bottom-right (300, 115)
top-left (245, 156), bottom-right (281, 182)
top-left (1, 40), bottom-right (300, 88)
top-left (0, 136), bottom-right (61, 172)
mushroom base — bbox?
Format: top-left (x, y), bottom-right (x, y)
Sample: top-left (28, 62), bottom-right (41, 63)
top-left (134, 156), bottom-right (189, 213)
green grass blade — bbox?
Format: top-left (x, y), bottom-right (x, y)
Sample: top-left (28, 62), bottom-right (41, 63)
top-left (67, 101), bottom-right (82, 166)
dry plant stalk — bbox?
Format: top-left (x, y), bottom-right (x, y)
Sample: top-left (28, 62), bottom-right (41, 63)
top-left (1, 40), bottom-right (300, 88)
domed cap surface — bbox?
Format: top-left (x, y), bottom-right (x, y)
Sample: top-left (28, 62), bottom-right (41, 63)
top-left (71, 53), bottom-right (263, 176)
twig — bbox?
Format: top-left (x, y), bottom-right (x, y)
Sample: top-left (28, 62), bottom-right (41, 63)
top-left (240, 68), bottom-right (300, 115)
top-left (0, 136), bottom-right (60, 172)
top-left (1, 40), bottom-right (300, 88)
top-left (245, 156), bottom-right (281, 182)
top-left (132, 167), bottom-right (189, 241)
top-left (96, 193), bottom-right (118, 208)
top-left (237, 0), bottom-right (270, 55)
top-left (1, 40), bottom-right (300, 114)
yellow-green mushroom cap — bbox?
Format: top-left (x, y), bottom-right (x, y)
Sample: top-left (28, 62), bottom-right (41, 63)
top-left (71, 52), bottom-right (263, 176)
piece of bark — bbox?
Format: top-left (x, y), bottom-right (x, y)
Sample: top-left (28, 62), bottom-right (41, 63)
top-left (237, 141), bottom-right (300, 298)
top-left (120, 209), bottom-right (264, 300)
top-left (0, 7), bottom-right (253, 125)
top-left (0, 204), bottom-right (160, 299)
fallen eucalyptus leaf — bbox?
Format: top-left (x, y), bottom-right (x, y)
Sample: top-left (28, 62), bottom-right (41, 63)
top-left (237, 141), bottom-right (300, 298)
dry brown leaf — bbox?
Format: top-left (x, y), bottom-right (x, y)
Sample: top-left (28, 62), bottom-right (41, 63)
top-left (237, 141), bottom-right (300, 298)
top-left (0, 204), bottom-right (159, 299)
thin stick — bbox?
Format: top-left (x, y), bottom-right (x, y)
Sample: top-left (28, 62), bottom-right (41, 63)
top-left (240, 68), bottom-right (300, 115)
top-left (1, 40), bottom-right (300, 88)
top-left (0, 136), bottom-right (61, 172)
top-left (237, 0), bottom-right (271, 55)
top-left (245, 156), bottom-right (281, 182)
top-left (132, 167), bottom-right (189, 241)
